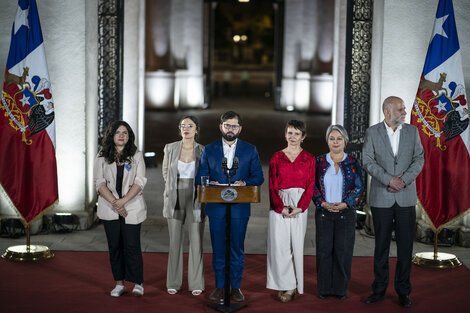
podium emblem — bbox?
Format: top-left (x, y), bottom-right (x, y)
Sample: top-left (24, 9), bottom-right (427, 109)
top-left (221, 187), bottom-right (238, 202)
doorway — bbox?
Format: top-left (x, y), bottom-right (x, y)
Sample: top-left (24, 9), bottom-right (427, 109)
top-left (203, 0), bottom-right (282, 110)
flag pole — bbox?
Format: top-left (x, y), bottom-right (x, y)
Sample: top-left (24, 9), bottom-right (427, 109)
top-left (1, 223), bottom-right (54, 262)
top-left (26, 224), bottom-right (30, 250)
top-left (412, 229), bottom-right (461, 268)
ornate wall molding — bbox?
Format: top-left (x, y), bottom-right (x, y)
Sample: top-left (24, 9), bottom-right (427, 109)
top-left (343, 0), bottom-right (373, 205)
top-left (344, 0), bottom-right (373, 162)
top-left (97, 0), bottom-right (124, 141)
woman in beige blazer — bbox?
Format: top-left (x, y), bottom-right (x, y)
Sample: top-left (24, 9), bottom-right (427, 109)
top-left (163, 116), bottom-right (205, 296)
top-left (94, 121), bottom-right (147, 298)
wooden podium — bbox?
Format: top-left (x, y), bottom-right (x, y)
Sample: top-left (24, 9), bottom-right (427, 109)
top-left (198, 185), bottom-right (260, 313)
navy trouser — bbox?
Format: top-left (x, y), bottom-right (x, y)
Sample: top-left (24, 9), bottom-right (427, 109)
top-left (371, 203), bottom-right (415, 296)
top-left (209, 216), bottom-right (249, 289)
top-left (315, 208), bottom-right (356, 296)
top-left (102, 216), bottom-right (143, 284)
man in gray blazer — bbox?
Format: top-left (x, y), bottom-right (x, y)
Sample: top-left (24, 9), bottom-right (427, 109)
top-left (362, 96), bottom-right (424, 308)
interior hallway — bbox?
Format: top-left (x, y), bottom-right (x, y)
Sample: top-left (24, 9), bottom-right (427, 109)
top-left (144, 96), bottom-right (331, 164)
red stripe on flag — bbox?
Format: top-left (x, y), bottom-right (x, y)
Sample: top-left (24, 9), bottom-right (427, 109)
top-left (0, 117), bottom-right (58, 223)
top-left (411, 111), bottom-right (470, 229)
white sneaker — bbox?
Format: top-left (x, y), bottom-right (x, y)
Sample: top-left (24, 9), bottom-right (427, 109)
top-left (110, 285), bottom-right (125, 297)
top-left (167, 288), bottom-right (177, 295)
top-left (132, 284), bottom-right (144, 297)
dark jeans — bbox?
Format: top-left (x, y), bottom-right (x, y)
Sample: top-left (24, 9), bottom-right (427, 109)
top-left (102, 216), bottom-right (143, 284)
top-left (315, 208), bottom-right (356, 296)
top-left (371, 203), bottom-right (415, 296)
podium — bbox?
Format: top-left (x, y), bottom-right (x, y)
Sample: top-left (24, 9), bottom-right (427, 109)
top-left (198, 185), bottom-right (260, 313)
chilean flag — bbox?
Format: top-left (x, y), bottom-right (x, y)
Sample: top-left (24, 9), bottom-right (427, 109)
top-left (0, 0), bottom-right (58, 224)
top-left (411, 0), bottom-right (470, 231)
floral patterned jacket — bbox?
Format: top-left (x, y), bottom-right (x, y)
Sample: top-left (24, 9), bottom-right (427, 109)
top-left (313, 154), bottom-right (364, 209)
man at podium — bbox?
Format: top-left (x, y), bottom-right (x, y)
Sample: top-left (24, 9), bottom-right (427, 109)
top-left (196, 111), bottom-right (264, 303)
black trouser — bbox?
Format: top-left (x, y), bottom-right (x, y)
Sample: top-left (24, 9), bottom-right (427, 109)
top-left (315, 208), bottom-right (356, 296)
top-left (102, 216), bottom-right (143, 284)
top-left (371, 203), bottom-right (415, 296)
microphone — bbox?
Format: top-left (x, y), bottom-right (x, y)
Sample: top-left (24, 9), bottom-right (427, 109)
top-left (233, 157), bottom-right (239, 170)
top-left (222, 157), bottom-right (228, 171)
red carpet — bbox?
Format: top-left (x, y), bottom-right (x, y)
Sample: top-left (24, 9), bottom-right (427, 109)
top-left (1, 252), bottom-right (469, 313)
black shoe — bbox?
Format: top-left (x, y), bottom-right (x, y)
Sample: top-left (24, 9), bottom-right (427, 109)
top-left (335, 295), bottom-right (347, 300)
top-left (398, 295), bottom-right (412, 308)
top-left (318, 294), bottom-right (329, 299)
top-left (231, 288), bottom-right (245, 302)
top-left (365, 293), bottom-right (385, 304)
top-left (208, 288), bottom-right (224, 301)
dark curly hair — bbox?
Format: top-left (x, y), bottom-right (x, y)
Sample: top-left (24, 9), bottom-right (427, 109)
top-left (99, 121), bottom-right (137, 164)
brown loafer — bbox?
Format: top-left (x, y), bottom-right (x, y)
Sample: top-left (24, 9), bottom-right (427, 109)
top-left (231, 288), bottom-right (245, 302)
top-left (208, 288), bottom-right (224, 301)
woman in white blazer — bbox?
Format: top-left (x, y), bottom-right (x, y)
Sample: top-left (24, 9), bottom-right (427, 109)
top-left (94, 121), bottom-right (147, 298)
top-left (163, 116), bottom-right (205, 296)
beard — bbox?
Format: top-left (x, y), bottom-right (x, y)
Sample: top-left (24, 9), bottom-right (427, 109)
top-left (221, 130), bottom-right (239, 141)
top-left (391, 113), bottom-right (405, 126)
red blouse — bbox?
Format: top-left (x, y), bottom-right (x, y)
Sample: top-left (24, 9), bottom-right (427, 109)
top-left (269, 150), bottom-right (316, 213)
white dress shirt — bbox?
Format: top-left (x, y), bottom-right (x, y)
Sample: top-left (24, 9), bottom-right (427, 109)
top-left (222, 138), bottom-right (238, 169)
top-left (384, 121), bottom-right (402, 156)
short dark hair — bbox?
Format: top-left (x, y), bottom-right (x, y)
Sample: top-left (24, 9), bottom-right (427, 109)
top-left (220, 111), bottom-right (242, 126)
top-left (285, 120), bottom-right (306, 136)
top-left (100, 120), bottom-right (137, 164)
top-left (179, 115), bottom-right (200, 140)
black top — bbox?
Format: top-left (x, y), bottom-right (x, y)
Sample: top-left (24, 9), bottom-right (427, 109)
top-left (116, 164), bottom-right (124, 198)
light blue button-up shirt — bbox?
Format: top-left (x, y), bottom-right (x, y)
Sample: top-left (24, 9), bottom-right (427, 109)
top-left (324, 152), bottom-right (347, 203)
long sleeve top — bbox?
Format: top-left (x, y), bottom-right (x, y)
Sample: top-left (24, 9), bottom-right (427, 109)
top-left (269, 150), bottom-right (316, 214)
top-left (313, 154), bottom-right (364, 209)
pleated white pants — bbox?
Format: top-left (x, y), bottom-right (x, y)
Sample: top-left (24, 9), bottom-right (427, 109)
top-left (266, 208), bottom-right (308, 294)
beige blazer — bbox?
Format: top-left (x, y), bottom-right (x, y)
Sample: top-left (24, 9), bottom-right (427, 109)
top-left (162, 141), bottom-right (204, 222)
top-left (94, 150), bottom-right (147, 224)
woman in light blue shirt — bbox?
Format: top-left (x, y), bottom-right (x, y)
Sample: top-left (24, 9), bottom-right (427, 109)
top-left (313, 125), bottom-right (364, 300)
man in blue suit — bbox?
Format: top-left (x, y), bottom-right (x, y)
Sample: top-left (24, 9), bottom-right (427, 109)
top-left (196, 111), bottom-right (264, 302)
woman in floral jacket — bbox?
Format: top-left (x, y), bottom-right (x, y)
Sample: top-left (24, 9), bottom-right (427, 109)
top-left (313, 124), bottom-right (364, 300)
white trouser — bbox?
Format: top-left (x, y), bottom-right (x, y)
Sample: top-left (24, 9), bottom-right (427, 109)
top-left (266, 208), bottom-right (308, 294)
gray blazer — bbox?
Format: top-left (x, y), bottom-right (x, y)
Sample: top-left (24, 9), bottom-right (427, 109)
top-left (162, 140), bottom-right (205, 222)
top-left (362, 122), bottom-right (424, 208)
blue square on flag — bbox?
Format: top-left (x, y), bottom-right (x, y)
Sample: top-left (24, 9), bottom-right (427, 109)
top-left (431, 93), bottom-right (454, 117)
top-left (19, 87), bottom-right (39, 109)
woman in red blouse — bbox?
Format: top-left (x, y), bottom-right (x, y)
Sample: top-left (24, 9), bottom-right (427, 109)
top-left (266, 120), bottom-right (316, 302)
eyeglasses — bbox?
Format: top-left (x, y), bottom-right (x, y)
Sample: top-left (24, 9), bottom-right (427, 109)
top-left (180, 124), bottom-right (195, 129)
top-left (222, 123), bottom-right (240, 130)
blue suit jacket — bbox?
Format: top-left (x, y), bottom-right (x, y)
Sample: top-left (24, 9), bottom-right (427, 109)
top-left (196, 139), bottom-right (264, 218)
